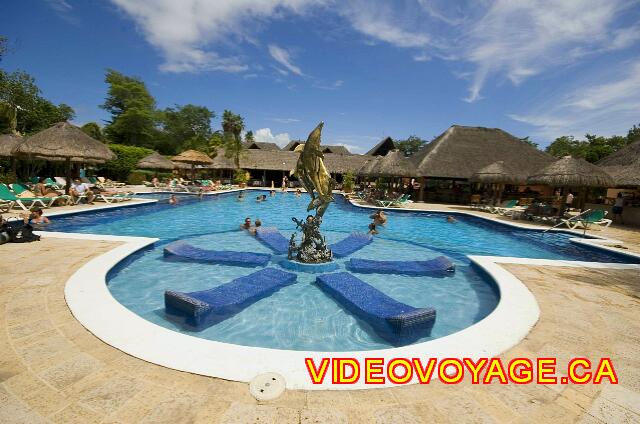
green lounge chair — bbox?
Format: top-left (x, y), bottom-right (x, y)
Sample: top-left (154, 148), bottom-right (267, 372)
top-left (562, 210), bottom-right (612, 230)
top-left (10, 183), bottom-right (71, 207)
top-left (0, 184), bottom-right (49, 211)
top-left (490, 199), bottom-right (518, 214)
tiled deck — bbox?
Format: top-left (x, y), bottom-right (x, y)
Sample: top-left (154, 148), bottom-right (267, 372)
top-left (1, 200), bottom-right (640, 423)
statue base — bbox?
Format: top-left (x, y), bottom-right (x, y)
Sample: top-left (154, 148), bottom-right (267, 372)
top-left (288, 216), bottom-right (333, 264)
top-left (279, 259), bottom-right (339, 273)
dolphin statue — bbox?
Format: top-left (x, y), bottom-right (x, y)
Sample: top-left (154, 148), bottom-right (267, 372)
top-left (294, 122), bottom-right (335, 217)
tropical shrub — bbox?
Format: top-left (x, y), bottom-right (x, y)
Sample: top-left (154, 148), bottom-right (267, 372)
top-left (98, 143), bottom-right (154, 181)
top-left (342, 170), bottom-right (355, 192)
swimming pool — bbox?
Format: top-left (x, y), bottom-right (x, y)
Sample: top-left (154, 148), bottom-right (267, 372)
top-left (48, 191), bottom-right (638, 352)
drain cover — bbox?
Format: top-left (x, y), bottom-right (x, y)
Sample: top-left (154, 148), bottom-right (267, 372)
top-left (249, 372), bottom-right (286, 401)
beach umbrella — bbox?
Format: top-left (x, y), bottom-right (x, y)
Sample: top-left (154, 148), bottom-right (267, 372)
top-left (137, 152), bottom-right (176, 170)
top-left (12, 122), bottom-right (115, 193)
top-left (470, 160), bottom-right (528, 205)
top-left (171, 149), bottom-right (213, 179)
top-left (527, 155), bottom-right (614, 210)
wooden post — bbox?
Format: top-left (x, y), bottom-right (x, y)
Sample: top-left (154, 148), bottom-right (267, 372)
top-left (418, 177), bottom-right (425, 202)
top-left (65, 157), bottom-right (72, 194)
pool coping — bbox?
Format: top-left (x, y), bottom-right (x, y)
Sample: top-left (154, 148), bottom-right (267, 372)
top-left (46, 192), bottom-right (640, 390)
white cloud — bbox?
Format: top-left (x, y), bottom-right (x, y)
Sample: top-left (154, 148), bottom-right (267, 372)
top-left (268, 45), bottom-right (305, 76)
top-left (508, 60), bottom-right (640, 142)
top-left (254, 128), bottom-right (291, 147)
top-left (413, 53), bottom-right (431, 62)
top-left (313, 79), bottom-right (344, 90)
top-left (110, 0), bottom-right (325, 73)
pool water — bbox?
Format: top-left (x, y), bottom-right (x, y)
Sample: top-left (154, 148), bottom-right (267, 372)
top-left (47, 191), bottom-right (637, 351)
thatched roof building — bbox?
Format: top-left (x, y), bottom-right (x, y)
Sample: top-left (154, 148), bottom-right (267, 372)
top-left (470, 160), bottom-right (527, 185)
top-left (410, 126), bottom-right (554, 179)
top-left (602, 164), bottom-right (640, 187)
top-left (368, 150), bottom-right (417, 177)
top-left (12, 122), bottom-right (115, 163)
top-left (527, 156), bottom-right (614, 187)
top-left (597, 140), bottom-right (640, 167)
top-left (0, 133), bottom-right (22, 157)
top-left (137, 152), bottom-right (176, 170)
top-left (323, 153), bottom-right (368, 174)
top-left (282, 140), bottom-right (304, 151)
top-left (172, 149), bottom-right (213, 165)
top-left (358, 156), bottom-right (382, 176)
top-left (244, 141), bottom-right (281, 151)
top-left (322, 145), bottom-right (351, 155)
top-left (365, 137), bottom-right (395, 156)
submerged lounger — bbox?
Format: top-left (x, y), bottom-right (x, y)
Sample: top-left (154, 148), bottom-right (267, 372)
top-left (329, 233), bottom-right (373, 258)
top-left (164, 241), bottom-right (271, 267)
top-left (165, 267), bottom-right (297, 328)
top-left (255, 227), bottom-right (290, 254)
top-left (347, 256), bottom-right (455, 276)
top-left (315, 272), bottom-right (436, 344)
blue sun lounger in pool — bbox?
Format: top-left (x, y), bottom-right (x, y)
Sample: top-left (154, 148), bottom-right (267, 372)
top-left (347, 256), bottom-right (455, 276)
top-left (255, 227), bottom-right (290, 254)
top-left (315, 272), bottom-right (436, 344)
top-left (164, 241), bottom-right (271, 267)
top-left (329, 233), bottom-right (372, 258)
top-left (165, 267), bottom-right (297, 328)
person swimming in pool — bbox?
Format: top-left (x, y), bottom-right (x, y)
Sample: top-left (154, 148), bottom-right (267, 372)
top-left (169, 195), bottom-right (178, 205)
top-left (240, 217), bottom-right (252, 230)
top-left (370, 210), bottom-right (387, 226)
top-left (447, 215), bottom-right (456, 223)
top-left (250, 219), bottom-right (262, 235)
top-left (368, 222), bottom-right (379, 235)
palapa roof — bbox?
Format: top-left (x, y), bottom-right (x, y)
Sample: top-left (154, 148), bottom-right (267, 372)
top-left (527, 155), bottom-right (614, 187)
top-left (410, 125), bottom-right (555, 179)
top-left (209, 148), bottom-right (367, 174)
top-left (322, 145), bottom-right (351, 155)
top-left (244, 141), bottom-right (281, 151)
top-left (12, 122), bottom-right (115, 163)
top-left (597, 140), bottom-right (640, 167)
top-left (368, 149), bottom-right (417, 177)
top-left (283, 140), bottom-right (304, 151)
top-left (171, 149), bottom-right (213, 165)
top-left (136, 152), bottom-right (176, 170)
top-left (0, 133), bottom-right (22, 157)
top-left (602, 163), bottom-right (640, 187)
top-left (365, 137), bottom-right (395, 156)
top-left (358, 155), bottom-right (382, 176)
top-left (469, 160), bottom-right (528, 185)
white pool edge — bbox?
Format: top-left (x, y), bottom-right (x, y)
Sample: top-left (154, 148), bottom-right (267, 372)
top-left (49, 194), bottom-right (640, 390)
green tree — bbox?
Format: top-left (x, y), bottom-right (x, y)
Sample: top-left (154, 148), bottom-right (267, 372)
top-left (97, 143), bottom-right (154, 181)
top-left (159, 104), bottom-right (214, 154)
top-left (222, 110), bottom-right (245, 168)
top-left (545, 135), bottom-right (586, 158)
top-left (244, 130), bottom-right (254, 143)
top-left (395, 135), bottom-right (427, 157)
top-left (206, 130), bottom-right (225, 156)
top-left (0, 69), bottom-right (75, 134)
top-left (80, 122), bottom-right (105, 141)
top-left (627, 124), bottom-right (640, 144)
top-left (101, 69), bottom-right (158, 147)
top-left (520, 136), bottom-right (539, 149)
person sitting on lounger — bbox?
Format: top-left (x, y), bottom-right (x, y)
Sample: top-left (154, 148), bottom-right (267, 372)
top-left (33, 177), bottom-right (66, 206)
top-left (70, 178), bottom-right (95, 204)
top-left (370, 210), bottom-right (387, 226)
top-left (368, 222), bottom-right (379, 235)
top-left (240, 217), bottom-right (252, 230)
top-left (447, 215), bottom-right (456, 223)
top-left (169, 195), bottom-right (178, 205)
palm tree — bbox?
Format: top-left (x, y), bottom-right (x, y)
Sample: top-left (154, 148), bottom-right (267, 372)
top-left (222, 110), bottom-right (245, 169)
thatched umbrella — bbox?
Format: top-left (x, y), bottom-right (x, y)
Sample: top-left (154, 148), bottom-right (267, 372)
top-left (470, 160), bottom-right (528, 205)
top-left (171, 149), bottom-right (213, 179)
top-left (0, 133), bottom-right (23, 176)
top-left (0, 133), bottom-right (22, 157)
top-left (12, 122), bottom-right (115, 193)
top-left (137, 152), bottom-right (176, 170)
top-left (527, 155), bottom-right (614, 210)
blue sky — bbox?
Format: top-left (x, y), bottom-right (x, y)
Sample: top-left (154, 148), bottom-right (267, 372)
top-left (2, 0), bottom-right (639, 152)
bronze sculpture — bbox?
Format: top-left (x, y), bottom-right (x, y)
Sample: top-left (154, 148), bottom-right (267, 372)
top-left (288, 122), bottom-right (335, 263)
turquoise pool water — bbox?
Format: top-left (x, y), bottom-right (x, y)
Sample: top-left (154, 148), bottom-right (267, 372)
top-left (47, 191), bottom-right (637, 351)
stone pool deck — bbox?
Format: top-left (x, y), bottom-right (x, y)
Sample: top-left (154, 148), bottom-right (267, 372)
top-left (1, 200), bottom-right (640, 423)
